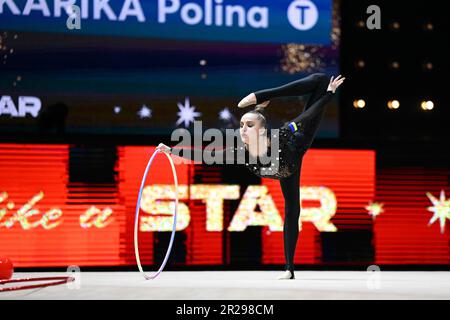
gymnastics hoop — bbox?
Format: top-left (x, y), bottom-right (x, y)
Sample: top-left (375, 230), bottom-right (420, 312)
top-left (134, 149), bottom-right (179, 280)
top-left (0, 276), bottom-right (74, 292)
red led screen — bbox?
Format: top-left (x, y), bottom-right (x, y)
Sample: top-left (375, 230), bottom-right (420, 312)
top-left (1, 143), bottom-right (449, 267)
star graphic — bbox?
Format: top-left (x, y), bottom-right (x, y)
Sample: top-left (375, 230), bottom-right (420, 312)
top-left (176, 97), bottom-right (201, 127)
top-left (114, 106), bottom-right (121, 114)
top-left (365, 201), bottom-right (384, 219)
top-left (219, 107), bottom-right (232, 120)
top-left (426, 190), bottom-right (450, 234)
top-left (137, 104), bottom-right (152, 119)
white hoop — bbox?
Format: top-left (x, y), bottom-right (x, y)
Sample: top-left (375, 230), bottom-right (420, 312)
top-left (134, 149), bottom-right (179, 280)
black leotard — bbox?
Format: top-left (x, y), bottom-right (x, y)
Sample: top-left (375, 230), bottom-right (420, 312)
top-left (170, 73), bottom-right (334, 276)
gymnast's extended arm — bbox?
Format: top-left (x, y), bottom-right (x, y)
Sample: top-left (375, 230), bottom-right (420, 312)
top-left (156, 143), bottom-right (243, 164)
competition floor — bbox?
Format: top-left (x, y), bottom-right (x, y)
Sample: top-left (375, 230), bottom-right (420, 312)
top-left (1, 271), bottom-right (450, 300)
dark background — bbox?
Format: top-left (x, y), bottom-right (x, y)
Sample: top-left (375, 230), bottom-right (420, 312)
top-left (1, 0), bottom-right (449, 270)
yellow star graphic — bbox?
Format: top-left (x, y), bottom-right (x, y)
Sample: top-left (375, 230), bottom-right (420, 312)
top-left (426, 190), bottom-right (450, 234)
top-left (365, 201), bottom-right (384, 219)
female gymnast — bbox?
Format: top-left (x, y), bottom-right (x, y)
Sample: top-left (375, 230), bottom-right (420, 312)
top-left (157, 73), bottom-right (345, 280)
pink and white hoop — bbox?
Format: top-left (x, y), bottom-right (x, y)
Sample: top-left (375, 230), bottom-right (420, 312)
top-left (134, 149), bottom-right (179, 280)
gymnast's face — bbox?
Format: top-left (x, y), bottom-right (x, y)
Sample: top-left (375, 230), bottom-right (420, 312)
top-left (239, 113), bottom-right (265, 146)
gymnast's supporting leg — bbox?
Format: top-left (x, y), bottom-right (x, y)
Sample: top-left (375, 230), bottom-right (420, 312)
top-left (253, 73), bottom-right (329, 106)
top-left (277, 162), bottom-right (302, 280)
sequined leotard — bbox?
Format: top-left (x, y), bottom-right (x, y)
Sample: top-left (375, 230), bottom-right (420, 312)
top-left (239, 90), bottom-right (333, 180)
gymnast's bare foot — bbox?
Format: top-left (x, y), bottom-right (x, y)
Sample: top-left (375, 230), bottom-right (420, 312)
top-left (277, 270), bottom-right (295, 280)
top-left (238, 93), bottom-right (256, 108)
top-left (238, 93), bottom-right (270, 108)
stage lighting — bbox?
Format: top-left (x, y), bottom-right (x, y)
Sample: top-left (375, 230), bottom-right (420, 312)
top-left (423, 22), bottom-right (434, 31)
top-left (387, 100), bottom-right (400, 109)
top-left (390, 22), bottom-right (400, 30)
top-left (353, 99), bottom-right (366, 109)
top-left (390, 61), bottom-right (400, 69)
top-left (355, 60), bottom-right (365, 69)
top-left (421, 100), bottom-right (434, 110)
top-left (423, 62), bottom-right (433, 70)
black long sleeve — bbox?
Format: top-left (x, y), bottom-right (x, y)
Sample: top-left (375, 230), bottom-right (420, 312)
top-left (170, 145), bottom-right (246, 165)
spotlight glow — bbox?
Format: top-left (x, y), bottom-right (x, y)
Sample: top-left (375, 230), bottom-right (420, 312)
top-left (388, 100), bottom-right (400, 109)
top-left (353, 99), bottom-right (366, 109)
top-left (391, 61), bottom-right (400, 69)
top-left (423, 62), bottom-right (433, 70)
top-left (421, 100), bottom-right (434, 110)
top-left (391, 22), bottom-right (400, 29)
top-left (424, 22), bottom-right (434, 31)
top-left (355, 60), bottom-right (365, 68)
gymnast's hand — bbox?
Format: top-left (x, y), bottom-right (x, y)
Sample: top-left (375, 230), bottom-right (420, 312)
top-left (327, 75), bottom-right (345, 93)
top-left (156, 143), bottom-right (171, 154)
